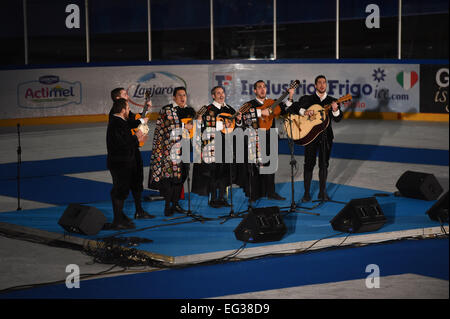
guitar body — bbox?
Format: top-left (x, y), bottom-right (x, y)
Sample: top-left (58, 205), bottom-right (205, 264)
top-left (181, 118), bottom-right (196, 139)
top-left (181, 105), bottom-right (208, 139)
top-left (131, 114), bottom-right (150, 147)
top-left (257, 99), bottom-right (282, 130)
top-left (285, 94), bottom-right (352, 146)
top-left (284, 110), bottom-right (330, 146)
top-left (216, 113), bottom-right (236, 134)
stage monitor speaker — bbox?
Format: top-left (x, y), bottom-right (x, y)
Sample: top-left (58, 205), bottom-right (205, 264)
top-left (396, 171), bottom-right (443, 201)
top-left (234, 206), bottom-right (286, 243)
top-left (426, 191), bottom-right (449, 223)
top-left (330, 197), bottom-right (386, 233)
top-left (58, 204), bottom-right (107, 236)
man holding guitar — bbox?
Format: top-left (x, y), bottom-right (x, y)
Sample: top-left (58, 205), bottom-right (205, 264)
top-left (285, 75), bottom-right (343, 202)
top-left (148, 87), bottom-right (196, 216)
top-left (238, 80), bottom-right (287, 202)
top-left (191, 85), bottom-right (240, 208)
top-left (108, 88), bottom-right (155, 229)
top-left (107, 99), bottom-right (151, 230)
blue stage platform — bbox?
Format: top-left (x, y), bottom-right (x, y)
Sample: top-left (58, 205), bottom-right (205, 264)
top-left (0, 181), bottom-right (446, 265)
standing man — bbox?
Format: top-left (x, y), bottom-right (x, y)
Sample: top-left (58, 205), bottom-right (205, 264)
top-left (286, 75), bottom-right (343, 202)
top-left (110, 88), bottom-right (155, 220)
top-left (191, 85), bottom-right (237, 208)
top-left (239, 80), bottom-right (286, 201)
top-left (148, 87), bottom-right (196, 216)
top-left (107, 99), bottom-right (149, 229)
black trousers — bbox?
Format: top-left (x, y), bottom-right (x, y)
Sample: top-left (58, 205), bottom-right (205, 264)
top-left (304, 133), bottom-right (332, 172)
top-left (108, 148), bottom-right (144, 200)
top-left (109, 160), bottom-right (141, 200)
top-left (158, 163), bottom-right (189, 206)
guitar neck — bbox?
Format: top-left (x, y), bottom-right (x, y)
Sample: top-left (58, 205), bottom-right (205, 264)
top-left (269, 91), bottom-right (289, 110)
top-left (196, 105), bottom-right (208, 118)
top-left (141, 90), bottom-right (151, 117)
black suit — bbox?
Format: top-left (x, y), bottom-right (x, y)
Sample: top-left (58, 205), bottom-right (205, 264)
top-left (288, 93), bottom-right (343, 199)
top-left (107, 111), bottom-right (143, 198)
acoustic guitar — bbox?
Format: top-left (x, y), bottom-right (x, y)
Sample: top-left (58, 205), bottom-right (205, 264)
top-left (180, 105), bottom-right (209, 139)
top-left (257, 80), bottom-right (300, 130)
top-left (131, 89), bottom-right (151, 147)
top-left (215, 80), bottom-right (300, 134)
top-left (216, 102), bottom-right (254, 134)
top-left (284, 93), bottom-right (352, 146)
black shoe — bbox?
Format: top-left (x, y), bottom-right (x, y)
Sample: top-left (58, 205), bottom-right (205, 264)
top-left (219, 198), bottom-right (231, 207)
top-left (134, 209), bottom-right (156, 219)
top-left (164, 206), bottom-right (174, 217)
top-left (301, 193), bottom-right (312, 203)
top-left (109, 219), bottom-right (136, 230)
top-left (173, 203), bottom-right (188, 214)
top-left (121, 213), bottom-right (133, 224)
top-left (318, 192), bottom-right (331, 201)
top-left (143, 195), bottom-right (165, 202)
top-left (268, 192), bottom-right (286, 201)
top-left (209, 199), bottom-right (223, 208)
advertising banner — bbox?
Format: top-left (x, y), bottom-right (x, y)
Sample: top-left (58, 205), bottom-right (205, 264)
top-left (0, 65), bottom-right (209, 119)
top-left (209, 63), bottom-right (421, 114)
top-left (0, 62), bottom-right (422, 120)
top-left (419, 65), bottom-right (449, 114)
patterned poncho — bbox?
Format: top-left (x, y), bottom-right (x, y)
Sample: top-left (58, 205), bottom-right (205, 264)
top-left (148, 104), bottom-right (194, 189)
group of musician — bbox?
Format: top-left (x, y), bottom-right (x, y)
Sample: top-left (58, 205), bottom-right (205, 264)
top-left (106, 75), bottom-right (342, 230)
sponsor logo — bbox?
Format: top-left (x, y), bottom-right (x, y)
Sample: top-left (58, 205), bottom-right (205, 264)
top-left (213, 73), bottom-right (236, 97)
top-left (214, 73), bottom-right (234, 88)
top-left (127, 72), bottom-right (186, 108)
top-left (17, 75), bottom-right (81, 109)
top-left (372, 67), bottom-right (386, 83)
top-left (396, 71), bottom-right (419, 90)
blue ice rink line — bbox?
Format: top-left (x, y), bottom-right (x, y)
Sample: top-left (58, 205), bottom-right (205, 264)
top-left (0, 141), bottom-right (447, 180)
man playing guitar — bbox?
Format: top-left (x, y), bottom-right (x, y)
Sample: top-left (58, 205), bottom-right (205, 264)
top-left (285, 75), bottom-right (343, 202)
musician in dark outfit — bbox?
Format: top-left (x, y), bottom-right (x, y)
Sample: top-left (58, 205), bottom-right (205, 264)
top-left (109, 88), bottom-right (155, 220)
top-left (148, 87), bottom-right (196, 216)
top-left (191, 86), bottom-right (238, 208)
top-left (286, 75), bottom-right (343, 202)
top-left (239, 80), bottom-right (286, 201)
top-left (107, 99), bottom-right (150, 229)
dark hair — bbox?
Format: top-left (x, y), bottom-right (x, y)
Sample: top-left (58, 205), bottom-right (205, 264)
top-left (111, 87), bottom-right (125, 101)
top-left (211, 85), bottom-right (225, 95)
top-left (314, 75), bottom-right (326, 84)
top-left (111, 98), bottom-right (127, 114)
top-left (173, 86), bottom-right (186, 97)
top-left (253, 80), bottom-right (266, 90)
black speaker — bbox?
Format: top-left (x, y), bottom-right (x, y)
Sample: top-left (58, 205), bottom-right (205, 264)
top-left (396, 171), bottom-right (443, 201)
top-left (234, 206), bottom-right (286, 243)
top-left (58, 204), bottom-right (107, 236)
top-left (330, 197), bottom-right (386, 233)
top-left (426, 191), bottom-right (449, 223)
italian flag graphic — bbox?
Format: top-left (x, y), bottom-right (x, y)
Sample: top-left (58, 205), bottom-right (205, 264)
top-left (396, 71), bottom-right (418, 90)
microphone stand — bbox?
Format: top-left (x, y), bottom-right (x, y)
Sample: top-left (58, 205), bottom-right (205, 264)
top-left (16, 123), bottom-right (22, 211)
top-left (280, 116), bottom-right (319, 216)
top-left (165, 122), bottom-right (211, 223)
top-left (219, 162), bottom-right (242, 224)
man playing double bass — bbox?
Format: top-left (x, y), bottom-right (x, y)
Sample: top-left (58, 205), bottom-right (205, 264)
top-left (285, 75), bottom-right (343, 202)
